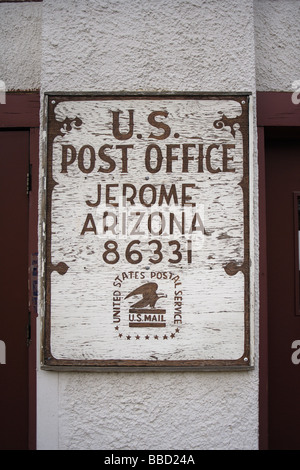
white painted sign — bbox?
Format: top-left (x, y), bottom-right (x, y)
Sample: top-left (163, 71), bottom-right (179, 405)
top-left (44, 93), bottom-right (251, 369)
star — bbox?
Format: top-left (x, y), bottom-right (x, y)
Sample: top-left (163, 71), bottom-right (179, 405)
top-left (145, 335), bottom-right (150, 340)
top-left (170, 333), bottom-right (175, 338)
top-left (126, 335), bottom-right (131, 340)
top-left (115, 326), bottom-right (119, 330)
top-left (163, 335), bottom-right (168, 340)
top-left (154, 335), bottom-right (159, 340)
top-left (119, 333), bottom-right (123, 338)
top-left (175, 328), bottom-right (180, 333)
top-left (135, 335), bottom-right (140, 340)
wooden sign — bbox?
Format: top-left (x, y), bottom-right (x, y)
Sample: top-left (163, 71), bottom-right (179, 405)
top-left (43, 93), bottom-right (252, 370)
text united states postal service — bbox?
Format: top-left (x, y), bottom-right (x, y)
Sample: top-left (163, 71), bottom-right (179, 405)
top-left (44, 94), bottom-right (251, 369)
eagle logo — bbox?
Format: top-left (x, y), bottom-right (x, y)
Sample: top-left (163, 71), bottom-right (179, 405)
top-left (125, 282), bottom-right (166, 308)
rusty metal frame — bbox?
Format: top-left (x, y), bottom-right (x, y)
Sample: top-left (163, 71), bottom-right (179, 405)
top-left (42, 91), bottom-right (253, 371)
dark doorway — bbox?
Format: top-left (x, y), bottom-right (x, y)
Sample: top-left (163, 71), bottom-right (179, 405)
top-left (0, 92), bottom-right (39, 450)
top-left (265, 127), bottom-right (300, 449)
top-left (0, 130), bottom-right (30, 449)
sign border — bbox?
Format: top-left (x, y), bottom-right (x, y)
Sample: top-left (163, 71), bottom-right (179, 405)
top-left (42, 92), bottom-right (253, 371)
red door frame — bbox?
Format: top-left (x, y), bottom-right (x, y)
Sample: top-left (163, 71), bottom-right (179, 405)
top-left (257, 91), bottom-right (300, 449)
top-left (0, 92), bottom-right (39, 450)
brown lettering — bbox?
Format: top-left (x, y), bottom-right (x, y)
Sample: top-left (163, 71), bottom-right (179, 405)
top-left (148, 111), bottom-right (171, 140)
top-left (197, 144), bottom-right (204, 172)
top-left (106, 183), bottom-right (118, 207)
top-left (103, 211), bottom-right (117, 234)
top-left (145, 144), bottom-right (163, 173)
top-left (98, 144), bottom-right (115, 173)
top-left (148, 212), bottom-right (165, 236)
top-left (206, 144), bottom-right (221, 173)
top-left (112, 110), bottom-right (134, 140)
top-left (86, 184), bottom-right (101, 207)
top-left (182, 144), bottom-right (196, 172)
top-left (222, 144), bottom-right (235, 172)
top-left (122, 183), bottom-right (137, 205)
top-left (78, 145), bottom-right (96, 173)
top-left (139, 184), bottom-right (156, 207)
top-left (61, 144), bottom-right (76, 173)
top-left (115, 144), bottom-right (133, 173)
top-left (158, 184), bottom-right (178, 206)
top-left (166, 144), bottom-right (180, 172)
top-left (80, 213), bottom-right (97, 235)
top-left (182, 183), bottom-right (195, 207)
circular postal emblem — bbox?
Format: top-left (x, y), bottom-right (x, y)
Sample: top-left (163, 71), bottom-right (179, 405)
top-left (112, 271), bottom-right (183, 340)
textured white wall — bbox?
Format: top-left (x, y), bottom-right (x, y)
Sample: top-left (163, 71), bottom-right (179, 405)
top-left (58, 372), bottom-right (258, 450)
top-left (37, 0), bottom-right (259, 450)
top-left (254, 0), bottom-right (300, 91)
top-left (1, 1), bottom-right (299, 94)
top-left (41, 0), bottom-right (256, 93)
top-left (0, 3), bottom-right (42, 91)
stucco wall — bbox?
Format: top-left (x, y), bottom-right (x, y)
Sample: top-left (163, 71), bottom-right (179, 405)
top-left (37, 0), bottom-right (259, 450)
top-left (0, 2), bottom-right (41, 91)
top-left (254, 0), bottom-right (300, 91)
top-left (40, 0), bottom-right (256, 93)
top-left (1, 0), bottom-right (299, 94)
